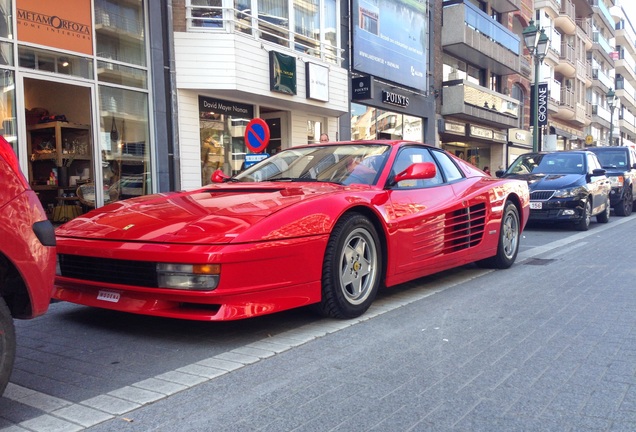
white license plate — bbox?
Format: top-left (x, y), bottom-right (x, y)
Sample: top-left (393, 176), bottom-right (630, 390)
top-left (530, 202), bottom-right (542, 210)
top-left (97, 290), bottom-right (121, 303)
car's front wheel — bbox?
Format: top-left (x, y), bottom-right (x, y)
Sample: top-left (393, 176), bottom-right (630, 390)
top-left (0, 298), bottom-right (16, 395)
top-left (615, 187), bottom-right (633, 216)
top-left (319, 213), bottom-right (382, 319)
top-left (477, 200), bottom-right (520, 269)
top-left (596, 196), bottom-right (610, 223)
top-left (575, 199), bottom-right (592, 231)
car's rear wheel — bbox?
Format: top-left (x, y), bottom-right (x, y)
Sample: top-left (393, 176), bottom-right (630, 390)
top-left (0, 298), bottom-right (16, 395)
top-left (319, 213), bottom-right (381, 319)
top-left (575, 199), bottom-right (591, 231)
top-left (615, 188), bottom-right (633, 216)
top-left (477, 200), bottom-right (520, 269)
top-left (596, 197), bottom-right (610, 223)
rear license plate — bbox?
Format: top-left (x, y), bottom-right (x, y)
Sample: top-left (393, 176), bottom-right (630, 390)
top-left (530, 202), bottom-right (542, 210)
top-left (97, 290), bottom-right (121, 303)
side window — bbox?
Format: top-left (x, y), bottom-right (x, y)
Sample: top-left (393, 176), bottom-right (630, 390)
top-left (391, 147), bottom-right (443, 189)
top-left (587, 154), bottom-right (600, 172)
top-left (432, 150), bottom-right (464, 182)
top-left (631, 149), bottom-right (636, 168)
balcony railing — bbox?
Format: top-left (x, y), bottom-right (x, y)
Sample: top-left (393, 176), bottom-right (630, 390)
top-left (592, 104), bottom-right (611, 122)
top-left (560, 87), bottom-right (575, 108)
top-left (592, 67), bottom-right (613, 89)
top-left (443, 79), bottom-right (520, 118)
top-left (443, 0), bottom-right (520, 55)
top-left (591, 0), bottom-right (614, 31)
top-left (550, 79), bottom-right (562, 103)
top-left (184, 4), bottom-right (342, 65)
top-left (592, 31), bottom-right (613, 56)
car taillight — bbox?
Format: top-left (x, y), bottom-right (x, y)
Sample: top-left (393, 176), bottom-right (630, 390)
top-left (0, 135), bottom-right (29, 190)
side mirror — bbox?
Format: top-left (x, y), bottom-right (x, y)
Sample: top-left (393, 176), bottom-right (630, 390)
top-left (495, 170), bottom-right (505, 178)
top-left (591, 168), bottom-right (606, 176)
top-left (392, 162), bottom-right (436, 186)
top-left (211, 169), bottom-right (230, 183)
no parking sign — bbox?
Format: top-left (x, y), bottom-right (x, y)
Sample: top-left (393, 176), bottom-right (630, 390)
top-left (244, 118), bottom-right (270, 153)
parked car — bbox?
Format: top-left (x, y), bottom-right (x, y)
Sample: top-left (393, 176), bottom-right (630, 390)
top-left (586, 146), bottom-right (636, 216)
top-left (0, 136), bottom-right (56, 394)
top-left (497, 151), bottom-right (610, 231)
top-left (54, 141), bottom-right (530, 321)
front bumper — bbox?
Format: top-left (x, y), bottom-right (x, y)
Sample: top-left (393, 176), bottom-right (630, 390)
top-left (528, 197), bottom-right (585, 222)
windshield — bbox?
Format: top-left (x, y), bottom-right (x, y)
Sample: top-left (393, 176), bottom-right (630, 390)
top-left (233, 144), bottom-right (391, 185)
top-left (592, 151), bottom-right (627, 169)
top-left (533, 153), bottom-right (585, 174)
top-left (505, 154), bottom-right (545, 175)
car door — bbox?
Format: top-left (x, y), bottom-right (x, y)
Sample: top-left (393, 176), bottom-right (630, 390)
top-left (587, 153), bottom-right (609, 214)
top-left (386, 146), bottom-right (463, 281)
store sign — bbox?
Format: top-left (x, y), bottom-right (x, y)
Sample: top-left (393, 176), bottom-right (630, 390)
top-left (508, 128), bottom-right (532, 146)
top-left (351, 0), bottom-right (427, 91)
top-left (382, 90), bottom-right (409, 107)
top-left (530, 82), bottom-right (549, 128)
top-left (16, 0), bottom-right (93, 55)
top-left (198, 96), bottom-right (254, 118)
top-left (306, 63), bottom-right (329, 102)
top-left (469, 125), bottom-right (493, 139)
top-left (270, 51), bottom-right (297, 95)
top-left (493, 131), bottom-right (507, 142)
top-left (352, 76), bottom-right (373, 100)
top-left (444, 121), bottom-right (466, 136)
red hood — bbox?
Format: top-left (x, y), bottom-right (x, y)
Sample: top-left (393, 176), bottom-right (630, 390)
top-left (56, 183), bottom-right (344, 244)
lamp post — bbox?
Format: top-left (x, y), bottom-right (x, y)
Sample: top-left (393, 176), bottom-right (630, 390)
top-left (523, 20), bottom-right (549, 153)
top-left (607, 87), bottom-right (616, 146)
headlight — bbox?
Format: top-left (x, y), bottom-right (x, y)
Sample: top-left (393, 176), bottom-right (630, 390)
top-left (552, 186), bottom-right (585, 198)
top-left (157, 263), bottom-right (220, 290)
top-left (609, 175), bottom-right (624, 188)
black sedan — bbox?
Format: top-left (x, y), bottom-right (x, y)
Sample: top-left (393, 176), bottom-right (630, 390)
top-left (587, 146), bottom-right (636, 216)
top-left (497, 151), bottom-right (611, 230)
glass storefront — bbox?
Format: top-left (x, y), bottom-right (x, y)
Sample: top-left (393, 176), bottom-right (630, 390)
top-left (351, 103), bottom-right (423, 141)
top-left (1, 0), bottom-right (154, 220)
top-left (199, 96), bottom-right (254, 184)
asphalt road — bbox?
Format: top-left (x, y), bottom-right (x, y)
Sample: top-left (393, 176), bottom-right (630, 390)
top-left (2, 216), bottom-right (635, 431)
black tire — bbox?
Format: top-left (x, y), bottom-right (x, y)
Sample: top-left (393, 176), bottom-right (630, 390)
top-left (596, 197), bottom-right (610, 223)
top-left (0, 298), bottom-right (16, 395)
top-left (477, 200), bottom-right (520, 269)
top-left (318, 213), bottom-right (382, 319)
top-left (575, 199), bottom-right (591, 231)
top-left (615, 188), bottom-right (633, 216)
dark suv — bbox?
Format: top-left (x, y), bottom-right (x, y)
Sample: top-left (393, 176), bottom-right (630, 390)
top-left (0, 136), bottom-right (56, 394)
top-left (497, 151), bottom-right (611, 231)
top-left (586, 146), bottom-right (636, 216)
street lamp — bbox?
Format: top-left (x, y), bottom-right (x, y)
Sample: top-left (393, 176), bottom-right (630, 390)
top-left (523, 20), bottom-right (549, 152)
top-left (607, 87), bottom-right (617, 146)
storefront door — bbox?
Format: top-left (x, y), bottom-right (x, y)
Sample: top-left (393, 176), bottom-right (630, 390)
top-left (17, 74), bottom-right (100, 221)
top-left (260, 111), bottom-right (289, 153)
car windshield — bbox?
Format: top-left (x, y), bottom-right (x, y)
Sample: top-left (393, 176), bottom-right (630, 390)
top-left (233, 144), bottom-right (391, 185)
top-left (593, 151), bottom-right (627, 168)
top-left (505, 154), bottom-right (545, 175)
top-left (532, 153), bottom-right (585, 174)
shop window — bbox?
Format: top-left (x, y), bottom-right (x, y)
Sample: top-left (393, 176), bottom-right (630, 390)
top-left (95, 0), bottom-right (146, 67)
top-left (18, 47), bottom-right (94, 79)
top-left (199, 97), bottom-right (254, 184)
top-left (0, 69), bottom-right (16, 150)
top-left (99, 85), bottom-right (151, 202)
top-left (0, 0), bottom-right (10, 39)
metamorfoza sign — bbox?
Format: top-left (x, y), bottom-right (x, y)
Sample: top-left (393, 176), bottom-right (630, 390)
top-left (17, 0), bottom-right (93, 55)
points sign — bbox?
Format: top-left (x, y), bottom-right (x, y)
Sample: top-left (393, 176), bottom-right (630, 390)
top-left (244, 118), bottom-right (270, 153)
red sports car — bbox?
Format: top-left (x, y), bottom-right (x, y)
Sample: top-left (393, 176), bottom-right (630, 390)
top-left (54, 141), bottom-right (529, 321)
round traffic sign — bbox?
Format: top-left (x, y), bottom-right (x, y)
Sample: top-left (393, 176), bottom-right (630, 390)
top-left (244, 118), bottom-right (270, 153)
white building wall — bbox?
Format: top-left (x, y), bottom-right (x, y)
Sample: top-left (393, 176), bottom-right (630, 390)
top-left (174, 32), bottom-right (349, 189)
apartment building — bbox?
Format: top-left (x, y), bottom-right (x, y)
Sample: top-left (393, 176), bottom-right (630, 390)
top-left (437, 0), bottom-right (533, 172)
top-left (613, 4), bottom-right (636, 147)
